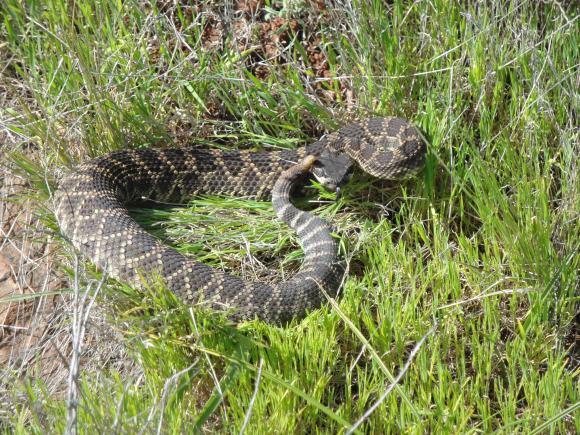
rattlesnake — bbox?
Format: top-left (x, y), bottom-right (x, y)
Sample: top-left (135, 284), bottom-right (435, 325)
top-left (55, 117), bottom-right (426, 323)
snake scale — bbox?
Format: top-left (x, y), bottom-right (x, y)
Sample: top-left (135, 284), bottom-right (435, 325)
top-left (55, 117), bottom-right (426, 323)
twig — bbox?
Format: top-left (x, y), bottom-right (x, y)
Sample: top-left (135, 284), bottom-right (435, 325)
top-left (239, 358), bottom-right (264, 435)
top-left (346, 322), bottom-right (438, 435)
top-left (438, 288), bottom-right (534, 309)
top-left (64, 255), bottom-right (105, 435)
top-left (155, 362), bottom-right (199, 435)
top-left (189, 308), bottom-right (223, 398)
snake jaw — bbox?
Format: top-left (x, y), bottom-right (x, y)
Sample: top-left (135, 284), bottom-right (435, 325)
top-left (309, 150), bottom-right (354, 192)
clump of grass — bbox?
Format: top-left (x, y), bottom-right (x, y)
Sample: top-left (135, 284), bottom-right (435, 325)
top-left (1, 0), bottom-right (578, 433)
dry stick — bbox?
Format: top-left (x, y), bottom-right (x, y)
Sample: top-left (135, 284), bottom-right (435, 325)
top-left (139, 361), bottom-right (200, 435)
top-left (64, 254), bottom-right (80, 435)
top-left (438, 287), bottom-right (534, 309)
top-left (65, 255), bottom-right (105, 435)
top-left (188, 307), bottom-right (229, 420)
top-left (345, 322), bottom-right (438, 435)
top-left (239, 358), bottom-right (264, 435)
top-left (189, 308), bottom-right (223, 398)
top-left (156, 362), bottom-right (200, 435)
top-left (319, 253), bottom-right (419, 417)
top-left (112, 381), bottom-right (132, 433)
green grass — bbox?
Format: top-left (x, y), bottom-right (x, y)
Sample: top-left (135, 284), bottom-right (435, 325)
top-left (1, 0), bottom-right (578, 433)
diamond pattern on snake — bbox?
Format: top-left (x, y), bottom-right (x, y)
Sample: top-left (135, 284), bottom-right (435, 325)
top-left (55, 117), bottom-right (426, 323)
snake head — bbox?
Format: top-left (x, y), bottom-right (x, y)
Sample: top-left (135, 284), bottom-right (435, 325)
top-left (310, 150), bottom-right (354, 192)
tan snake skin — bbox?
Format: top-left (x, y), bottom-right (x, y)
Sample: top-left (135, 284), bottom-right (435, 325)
top-left (55, 117), bottom-right (426, 323)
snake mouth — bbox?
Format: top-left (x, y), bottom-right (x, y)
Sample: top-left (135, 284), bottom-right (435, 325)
top-left (310, 151), bottom-right (354, 191)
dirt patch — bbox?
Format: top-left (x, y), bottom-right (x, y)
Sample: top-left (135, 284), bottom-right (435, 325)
top-left (0, 172), bottom-right (62, 364)
top-left (151, 1), bottom-right (346, 95)
top-left (0, 169), bottom-right (66, 417)
top-left (0, 165), bottom-right (136, 417)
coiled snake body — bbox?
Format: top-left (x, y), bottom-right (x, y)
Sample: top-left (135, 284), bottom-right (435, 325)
top-left (55, 117), bottom-right (426, 323)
